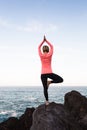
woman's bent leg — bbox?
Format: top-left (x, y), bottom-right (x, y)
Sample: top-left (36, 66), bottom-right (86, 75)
top-left (48, 73), bottom-right (63, 84)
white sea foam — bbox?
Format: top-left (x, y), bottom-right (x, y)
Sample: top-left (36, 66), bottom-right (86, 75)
top-left (29, 97), bottom-right (36, 101)
top-left (0, 111), bottom-right (8, 115)
top-left (0, 110), bottom-right (17, 116)
top-left (11, 112), bottom-right (17, 117)
top-left (24, 96), bottom-right (37, 101)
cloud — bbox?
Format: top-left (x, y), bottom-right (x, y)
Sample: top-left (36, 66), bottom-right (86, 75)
top-left (0, 18), bottom-right (58, 33)
top-left (17, 21), bottom-right (58, 33)
top-left (0, 18), bottom-right (11, 28)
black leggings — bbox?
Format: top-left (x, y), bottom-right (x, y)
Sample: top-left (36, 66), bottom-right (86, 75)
top-left (41, 73), bottom-right (63, 101)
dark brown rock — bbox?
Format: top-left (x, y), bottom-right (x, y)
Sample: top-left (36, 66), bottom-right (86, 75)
top-left (64, 90), bottom-right (87, 119)
top-left (0, 117), bottom-right (19, 130)
top-left (30, 102), bottom-right (82, 130)
top-left (0, 107), bottom-right (35, 130)
top-left (19, 107), bottom-right (35, 130)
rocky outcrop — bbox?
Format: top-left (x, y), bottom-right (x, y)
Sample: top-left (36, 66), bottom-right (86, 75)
top-left (31, 90), bottom-right (87, 130)
top-left (30, 102), bottom-right (81, 130)
top-left (0, 90), bottom-right (87, 130)
top-left (0, 107), bottom-right (35, 130)
top-left (64, 90), bottom-right (87, 130)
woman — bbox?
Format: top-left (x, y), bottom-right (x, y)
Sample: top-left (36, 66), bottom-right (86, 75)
top-left (38, 36), bottom-right (63, 105)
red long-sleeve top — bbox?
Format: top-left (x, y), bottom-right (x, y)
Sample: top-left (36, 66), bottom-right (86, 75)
top-left (38, 40), bottom-right (53, 74)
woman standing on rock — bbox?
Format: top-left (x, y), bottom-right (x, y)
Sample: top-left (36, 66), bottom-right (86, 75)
top-left (38, 36), bottom-right (63, 105)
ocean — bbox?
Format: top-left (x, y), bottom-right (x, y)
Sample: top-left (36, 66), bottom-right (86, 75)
top-left (0, 86), bottom-right (87, 123)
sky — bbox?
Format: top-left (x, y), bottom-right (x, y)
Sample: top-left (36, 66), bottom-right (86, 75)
top-left (0, 0), bottom-right (87, 87)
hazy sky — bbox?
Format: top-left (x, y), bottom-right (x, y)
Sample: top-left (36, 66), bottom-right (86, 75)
top-left (0, 0), bottom-right (87, 87)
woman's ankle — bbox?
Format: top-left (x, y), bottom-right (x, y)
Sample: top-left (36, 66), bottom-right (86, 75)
top-left (45, 101), bottom-right (50, 105)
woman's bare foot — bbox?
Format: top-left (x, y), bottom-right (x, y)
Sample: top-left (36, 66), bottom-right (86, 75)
top-left (45, 101), bottom-right (50, 105)
top-left (47, 80), bottom-right (51, 88)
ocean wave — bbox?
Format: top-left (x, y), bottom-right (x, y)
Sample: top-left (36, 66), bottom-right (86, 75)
top-left (0, 110), bottom-right (17, 117)
top-left (23, 96), bottom-right (37, 102)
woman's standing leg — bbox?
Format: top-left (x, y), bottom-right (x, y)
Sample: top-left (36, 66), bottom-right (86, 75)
top-left (41, 74), bottom-right (49, 105)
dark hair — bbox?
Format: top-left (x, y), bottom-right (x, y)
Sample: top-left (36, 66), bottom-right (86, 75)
top-left (42, 45), bottom-right (49, 53)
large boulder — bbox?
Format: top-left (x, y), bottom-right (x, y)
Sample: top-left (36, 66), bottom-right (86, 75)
top-left (64, 90), bottom-right (87, 118)
top-left (64, 90), bottom-right (87, 130)
top-left (31, 90), bottom-right (87, 130)
top-left (30, 102), bottom-right (81, 130)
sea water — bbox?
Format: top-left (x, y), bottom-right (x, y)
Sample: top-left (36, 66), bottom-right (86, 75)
top-left (0, 86), bottom-right (87, 123)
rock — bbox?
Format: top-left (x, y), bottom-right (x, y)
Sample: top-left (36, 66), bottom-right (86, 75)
top-left (64, 90), bottom-right (87, 119)
top-left (0, 107), bottom-right (35, 130)
top-left (31, 90), bottom-right (87, 130)
top-left (64, 90), bottom-right (87, 130)
top-left (19, 107), bottom-right (35, 130)
top-left (0, 117), bottom-right (19, 130)
top-left (30, 102), bottom-right (81, 130)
